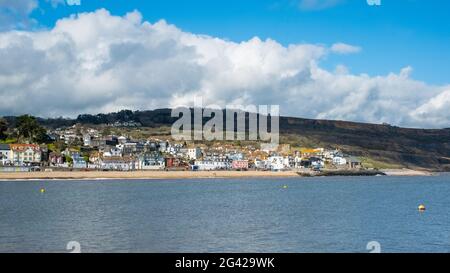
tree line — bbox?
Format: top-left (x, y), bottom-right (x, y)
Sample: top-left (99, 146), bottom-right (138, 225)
top-left (0, 115), bottom-right (49, 143)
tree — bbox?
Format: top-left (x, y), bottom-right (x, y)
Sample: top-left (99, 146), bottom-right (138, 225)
top-left (65, 155), bottom-right (73, 167)
top-left (0, 118), bottom-right (8, 140)
top-left (16, 115), bottom-right (48, 143)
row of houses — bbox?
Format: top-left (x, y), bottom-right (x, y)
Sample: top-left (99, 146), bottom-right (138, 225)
top-left (0, 144), bottom-right (42, 166)
top-left (2, 124), bottom-right (364, 171)
top-left (1, 141), bottom-right (362, 171)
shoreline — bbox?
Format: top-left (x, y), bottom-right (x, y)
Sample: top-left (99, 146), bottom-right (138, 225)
top-left (0, 168), bottom-right (436, 181)
top-left (0, 170), bottom-right (300, 181)
top-left (380, 169), bottom-right (434, 176)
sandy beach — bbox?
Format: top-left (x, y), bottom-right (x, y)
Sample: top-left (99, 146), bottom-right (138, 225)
top-left (0, 170), bottom-right (301, 181)
top-left (381, 169), bottom-right (434, 176)
top-left (0, 169), bottom-right (437, 181)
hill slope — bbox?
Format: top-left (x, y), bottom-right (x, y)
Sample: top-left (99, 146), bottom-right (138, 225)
top-left (280, 117), bottom-right (450, 171)
top-left (4, 109), bottom-right (450, 170)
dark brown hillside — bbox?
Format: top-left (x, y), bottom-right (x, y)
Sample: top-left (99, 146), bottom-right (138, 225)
top-left (281, 117), bottom-right (450, 170)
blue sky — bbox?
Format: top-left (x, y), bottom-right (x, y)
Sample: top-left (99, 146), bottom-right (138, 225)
top-left (30, 0), bottom-right (450, 85)
top-left (1, 0), bottom-right (449, 127)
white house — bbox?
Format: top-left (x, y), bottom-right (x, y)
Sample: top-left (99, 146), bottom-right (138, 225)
top-left (10, 144), bottom-right (41, 165)
top-left (0, 144), bottom-right (11, 165)
top-left (332, 156), bottom-right (347, 166)
top-left (283, 156), bottom-right (294, 169)
top-left (294, 156), bottom-right (303, 168)
top-left (187, 147), bottom-right (202, 160)
top-left (118, 136), bottom-right (127, 144)
top-left (83, 134), bottom-right (92, 146)
top-left (254, 159), bottom-right (267, 169)
top-left (72, 153), bottom-right (87, 169)
top-left (268, 156), bottom-right (285, 171)
top-left (310, 157), bottom-right (325, 169)
top-left (194, 160), bottom-right (230, 170)
top-left (110, 147), bottom-right (123, 157)
top-left (158, 141), bottom-right (168, 152)
top-left (100, 157), bottom-right (138, 171)
top-left (139, 153), bottom-right (165, 170)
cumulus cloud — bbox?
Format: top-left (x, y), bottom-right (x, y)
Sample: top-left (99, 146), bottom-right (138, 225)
top-left (410, 90), bottom-right (450, 128)
top-left (331, 42), bottom-right (361, 54)
top-left (0, 9), bottom-right (448, 128)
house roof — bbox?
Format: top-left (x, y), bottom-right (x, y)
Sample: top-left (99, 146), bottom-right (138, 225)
top-left (10, 144), bottom-right (40, 152)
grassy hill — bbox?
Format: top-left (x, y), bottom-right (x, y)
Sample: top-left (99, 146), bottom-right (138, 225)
top-left (279, 117), bottom-right (450, 171)
top-left (4, 109), bottom-right (450, 171)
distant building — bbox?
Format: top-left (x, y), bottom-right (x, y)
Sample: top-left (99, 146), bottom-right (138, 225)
top-left (88, 152), bottom-right (101, 169)
top-left (232, 160), bottom-right (249, 170)
top-left (10, 144), bottom-right (41, 165)
top-left (284, 156), bottom-right (295, 169)
top-left (110, 147), bottom-right (122, 157)
top-left (194, 160), bottom-right (230, 170)
top-left (83, 134), bottom-right (92, 146)
top-left (310, 157), bottom-right (325, 170)
top-left (187, 148), bottom-right (202, 160)
top-left (62, 134), bottom-right (78, 144)
top-left (139, 153), bottom-right (165, 170)
top-left (294, 156), bottom-right (303, 168)
top-left (122, 143), bottom-right (135, 155)
top-left (0, 144), bottom-right (11, 165)
top-left (254, 159), bottom-right (267, 169)
top-left (268, 156), bottom-right (284, 171)
top-left (100, 156), bottom-right (138, 171)
top-left (145, 141), bottom-right (158, 152)
top-left (158, 141), bottom-right (168, 152)
top-left (193, 154), bottom-right (231, 170)
top-left (333, 156), bottom-right (347, 166)
top-left (118, 136), bottom-right (127, 145)
top-left (49, 152), bottom-right (64, 166)
top-left (346, 157), bottom-right (362, 169)
top-left (165, 157), bottom-right (189, 170)
top-left (72, 153), bottom-right (87, 169)
top-left (228, 153), bottom-right (244, 161)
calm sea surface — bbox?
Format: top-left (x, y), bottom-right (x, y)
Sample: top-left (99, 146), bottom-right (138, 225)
top-left (0, 174), bottom-right (449, 253)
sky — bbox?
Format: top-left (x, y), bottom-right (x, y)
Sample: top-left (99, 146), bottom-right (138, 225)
top-left (0, 0), bottom-right (449, 128)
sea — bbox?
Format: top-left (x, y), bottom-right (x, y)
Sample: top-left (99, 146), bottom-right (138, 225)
top-left (0, 174), bottom-right (449, 253)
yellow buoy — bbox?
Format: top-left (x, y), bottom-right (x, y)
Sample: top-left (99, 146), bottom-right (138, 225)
top-left (40, 188), bottom-right (46, 193)
top-left (418, 204), bottom-right (426, 211)
top-left (282, 185), bottom-right (288, 189)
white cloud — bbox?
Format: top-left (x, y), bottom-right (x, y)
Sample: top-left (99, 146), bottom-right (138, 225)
top-left (331, 43), bottom-right (361, 54)
top-left (0, 9), bottom-right (448, 128)
top-left (410, 89), bottom-right (450, 128)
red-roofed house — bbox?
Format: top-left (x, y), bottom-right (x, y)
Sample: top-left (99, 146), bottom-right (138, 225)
top-left (10, 144), bottom-right (42, 165)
